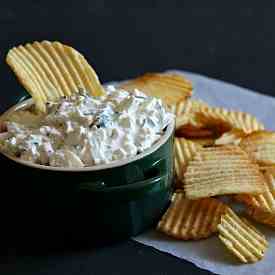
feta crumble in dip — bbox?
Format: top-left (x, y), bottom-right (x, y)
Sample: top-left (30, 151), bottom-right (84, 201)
top-left (0, 86), bottom-right (174, 168)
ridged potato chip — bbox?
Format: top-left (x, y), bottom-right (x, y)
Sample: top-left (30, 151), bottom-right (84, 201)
top-left (184, 145), bottom-right (265, 199)
top-left (174, 99), bottom-right (192, 116)
top-left (235, 168), bottom-right (275, 227)
top-left (259, 164), bottom-right (275, 172)
top-left (166, 98), bottom-right (207, 115)
top-left (174, 99), bottom-right (209, 129)
top-left (174, 99), bottom-right (263, 144)
top-left (157, 193), bottom-right (228, 240)
top-left (218, 208), bottom-right (268, 263)
top-left (174, 138), bottom-right (202, 181)
top-left (193, 106), bottom-right (264, 134)
top-left (215, 129), bottom-right (247, 145)
top-left (176, 124), bottom-right (215, 138)
top-left (118, 73), bottom-right (193, 107)
top-left (246, 208), bottom-right (275, 228)
top-left (188, 137), bottom-right (215, 146)
top-left (175, 107), bottom-right (233, 140)
top-left (6, 41), bottom-right (105, 112)
top-left (182, 103), bottom-right (263, 133)
top-left (173, 100), bottom-right (193, 129)
top-left (240, 131), bottom-right (275, 166)
top-left (189, 99), bottom-right (210, 111)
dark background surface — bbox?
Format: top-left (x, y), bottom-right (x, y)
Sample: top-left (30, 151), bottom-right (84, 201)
top-left (0, 1), bottom-right (274, 274)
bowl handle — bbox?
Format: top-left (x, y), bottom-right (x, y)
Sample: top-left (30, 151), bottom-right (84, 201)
top-left (77, 173), bottom-right (170, 200)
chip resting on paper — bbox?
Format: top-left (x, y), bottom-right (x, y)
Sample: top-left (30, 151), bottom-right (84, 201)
top-left (240, 131), bottom-right (275, 166)
top-left (217, 208), bottom-right (268, 263)
top-left (118, 73), bottom-right (193, 107)
top-left (6, 41), bottom-right (105, 112)
top-left (174, 137), bottom-right (202, 181)
top-left (235, 168), bottom-right (275, 227)
top-left (157, 193), bottom-right (228, 240)
top-left (184, 145), bottom-right (265, 199)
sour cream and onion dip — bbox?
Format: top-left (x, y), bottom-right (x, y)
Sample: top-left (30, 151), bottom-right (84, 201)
top-left (0, 86), bottom-right (174, 168)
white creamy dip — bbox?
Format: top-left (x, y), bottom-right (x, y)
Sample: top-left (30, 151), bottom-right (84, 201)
top-left (0, 86), bottom-right (174, 168)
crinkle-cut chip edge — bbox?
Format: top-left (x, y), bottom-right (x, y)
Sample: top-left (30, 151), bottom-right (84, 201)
top-left (215, 129), bottom-right (247, 145)
top-left (217, 208), bottom-right (268, 263)
top-left (246, 207), bottom-right (275, 227)
top-left (157, 194), bottom-right (228, 240)
top-left (118, 73), bottom-right (193, 106)
top-left (174, 138), bottom-right (201, 182)
top-left (240, 131), bottom-right (275, 166)
top-left (235, 169), bottom-right (275, 227)
top-left (190, 105), bottom-right (264, 133)
top-left (6, 41), bottom-right (105, 112)
top-left (240, 131), bottom-right (275, 146)
top-left (184, 146), bottom-right (266, 199)
top-left (6, 48), bottom-right (47, 112)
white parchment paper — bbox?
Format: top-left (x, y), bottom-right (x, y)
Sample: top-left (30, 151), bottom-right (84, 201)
top-left (132, 70), bottom-right (275, 275)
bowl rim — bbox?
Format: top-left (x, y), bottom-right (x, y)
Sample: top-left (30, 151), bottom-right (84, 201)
top-left (0, 98), bottom-right (175, 172)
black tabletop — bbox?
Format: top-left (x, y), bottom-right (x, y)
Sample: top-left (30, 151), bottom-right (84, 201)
top-left (0, 1), bottom-right (274, 274)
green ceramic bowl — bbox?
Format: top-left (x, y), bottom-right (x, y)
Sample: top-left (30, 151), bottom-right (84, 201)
top-left (0, 99), bottom-right (175, 243)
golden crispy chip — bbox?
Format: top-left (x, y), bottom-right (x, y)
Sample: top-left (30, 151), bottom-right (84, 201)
top-left (174, 99), bottom-right (232, 139)
top-left (174, 99), bottom-right (192, 116)
top-left (195, 113), bottom-right (233, 133)
top-left (174, 99), bottom-right (209, 116)
top-left (6, 46), bottom-right (47, 112)
top-left (215, 129), bottom-right (247, 145)
top-left (246, 208), bottom-right (275, 228)
top-left (168, 104), bottom-right (177, 114)
top-left (235, 169), bottom-right (275, 211)
top-left (175, 112), bottom-right (232, 140)
top-left (174, 138), bottom-right (202, 181)
top-left (235, 168), bottom-right (275, 227)
top-left (240, 131), bottom-right (275, 166)
top-left (189, 99), bottom-right (210, 111)
top-left (184, 145), bottom-right (265, 199)
top-left (6, 41), bottom-right (105, 112)
top-left (174, 99), bottom-right (209, 129)
top-left (259, 164), bottom-right (275, 172)
top-left (174, 100), bottom-right (192, 129)
top-left (176, 124), bottom-right (215, 138)
top-left (218, 208), bottom-right (268, 263)
top-left (188, 137), bottom-right (215, 147)
top-left (175, 115), bottom-right (189, 130)
top-left (119, 73), bottom-right (193, 107)
top-left (157, 193), bottom-right (228, 240)
top-left (192, 106), bottom-right (264, 134)
top-left (174, 100), bottom-right (263, 141)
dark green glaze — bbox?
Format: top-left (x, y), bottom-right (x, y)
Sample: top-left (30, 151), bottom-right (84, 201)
top-left (0, 96), bottom-right (175, 243)
top-left (0, 133), bottom-right (174, 240)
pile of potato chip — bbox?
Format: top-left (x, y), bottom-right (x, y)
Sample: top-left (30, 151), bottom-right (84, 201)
top-left (121, 73), bottom-right (275, 264)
